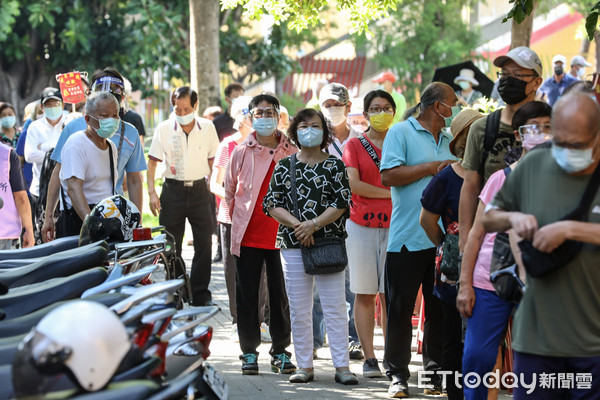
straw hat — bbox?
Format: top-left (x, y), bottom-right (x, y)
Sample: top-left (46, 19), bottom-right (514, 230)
top-left (449, 109), bottom-right (484, 157)
top-left (453, 69), bottom-right (479, 87)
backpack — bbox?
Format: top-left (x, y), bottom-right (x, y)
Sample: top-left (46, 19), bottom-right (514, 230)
top-left (478, 110), bottom-right (515, 177)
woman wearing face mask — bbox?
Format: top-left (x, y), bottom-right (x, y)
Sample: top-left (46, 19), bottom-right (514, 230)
top-left (339, 90), bottom-right (394, 378)
top-left (0, 103), bottom-right (21, 148)
top-left (454, 69), bottom-right (484, 109)
top-left (264, 108), bottom-right (358, 385)
top-left (211, 95), bottom-right (270, 341)
top-left (224, 94), bottom-right (297, 377)
top-left (456, 101), bottom-right (552, 400)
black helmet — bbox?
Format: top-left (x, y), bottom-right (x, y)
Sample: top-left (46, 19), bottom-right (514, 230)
top-left (79, 195), bottom-right (141, 246)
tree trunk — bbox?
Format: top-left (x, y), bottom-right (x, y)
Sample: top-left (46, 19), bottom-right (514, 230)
top-left (189, 0), bottom-right (221, 115)
top-left (510, 3), bottom-right (536, 49)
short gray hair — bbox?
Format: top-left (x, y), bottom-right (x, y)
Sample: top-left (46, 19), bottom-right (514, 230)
top-left (85, 91), bottom-right (119, 116)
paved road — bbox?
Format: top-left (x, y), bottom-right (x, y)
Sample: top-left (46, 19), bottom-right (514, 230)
top-left (181, 240), bottom-right (512, 399)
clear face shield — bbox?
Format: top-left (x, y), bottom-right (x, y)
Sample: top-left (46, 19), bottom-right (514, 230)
top-left (91, 76), bottom-right (125, 105)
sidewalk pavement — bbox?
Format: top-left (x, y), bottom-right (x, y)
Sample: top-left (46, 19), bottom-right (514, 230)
top-left (181, 239), bottom-right (513, 399)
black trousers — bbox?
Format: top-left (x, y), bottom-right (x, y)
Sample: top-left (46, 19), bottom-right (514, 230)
top-left (159, 179), bottom-right (212, 305)
top-left (441, 299), bottom-right (464, 400)
top-left (384, 246), bottom-right (443, 379)
top-left (235, 246), bottom-right (291, 356)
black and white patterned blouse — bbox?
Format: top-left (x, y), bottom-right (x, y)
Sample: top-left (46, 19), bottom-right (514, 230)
top-left (263, 155), bottom-right (351, 249)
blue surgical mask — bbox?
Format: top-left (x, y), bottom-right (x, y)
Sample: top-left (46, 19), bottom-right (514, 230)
top-left (1, 115), bottom-right (16, 128)
top-left (253, 117), bottom-right (277, 136)
top-left (439, 103), bottom-right (460, 127)
top-left (551, 143), bottom-right (595, 173)
top-left (44, 106), bottom-right (63, 120)
top-left (458, 81), bottom-right (470, 90)
top-left (89, 116), bottom-right (121, 139)
top-left (175, 112), bottom-right (195, 126)
top-left (297, 127), bottom-right (323, 148)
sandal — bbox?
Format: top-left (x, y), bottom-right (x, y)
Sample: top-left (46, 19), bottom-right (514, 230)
top-left (289, 369), bottom-right (314, 383)
top-left (335, 370), bottom-right (358, 385)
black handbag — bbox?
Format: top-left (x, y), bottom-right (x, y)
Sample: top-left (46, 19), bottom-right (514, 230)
top-left (289, 154), bottom-right (347, 275)
top-left (439, 231), bottom-right (460, 282)
top-left (490, 232), bottom-right (522, 302)
top-left (519, 160), bottom-right (600, 278)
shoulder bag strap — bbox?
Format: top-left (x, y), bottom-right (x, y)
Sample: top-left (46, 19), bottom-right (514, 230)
top-left (358, 134), bottom-right (380, 169)
top-left (479, 109), bottom-right (502, 176)
top-left (108, 143), bottom-right (116, 195)
top-left (331, 141), bottom-right (343, 158)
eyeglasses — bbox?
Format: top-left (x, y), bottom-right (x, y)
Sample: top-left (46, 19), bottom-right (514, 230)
top-left (297, 122), bottom-right (323, 130)
top-left (518, 124), bottom-right (551, 135)
top-left (496, 71), bottom-right (537, 81)
top-left (368, 106), bottom-right (394, 114)
top-left (252, 108), bottom-right (277, 118)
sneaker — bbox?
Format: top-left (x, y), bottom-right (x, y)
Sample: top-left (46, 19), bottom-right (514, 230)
top-left (423, 373), bottom-right (443, 395)
top-left (363, 358), bottom-right (382, 378)
top-left (240, 353), bottom-right (259, 375)
top-left (271, 353), bottom-right (296, 374)
top-left (230, 323), bottom-right (239, 342)
top-left (260, 322), bottom-right (272, 343)
top-left (349, 341), bottom-right (364, 360)
top-left (388, 375), bottom-right (409, 398)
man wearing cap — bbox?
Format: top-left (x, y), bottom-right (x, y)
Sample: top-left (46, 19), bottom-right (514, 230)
top-left (373, 71), bottom-right (407, 126)
top-left (148, 86), bottom-right (220, 307)
top-left (539, 54), bottom-right (577, 106)
top-left (317, 82), bottom-right (363, 361)
top-left (568, 55), bottom-right (593, 80)
top-left (24, 87), bottom-right (67, 207)
top-left (41, 67), bottom-right (147, 242)
top-left (459, 46), bottom-right (543, 252)
top-left (454, 69), bottom-right (484, 108)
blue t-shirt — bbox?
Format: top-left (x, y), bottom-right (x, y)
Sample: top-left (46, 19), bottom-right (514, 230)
top-left (539, 74), bottom-right (578, 106)
top-left (15, 119), bottom-right (33, 189)
top-left (51, 117), bottom-right (147, 193)
top-left (420, 164), bottom-right (463, 232)
top-left (380, 117), bottom-right (456, 252)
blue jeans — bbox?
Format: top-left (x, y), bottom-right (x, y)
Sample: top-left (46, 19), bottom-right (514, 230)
top-left (312, 268), bottom-right (358, 349)
top-left (463, 287), bottom-right (514, 400)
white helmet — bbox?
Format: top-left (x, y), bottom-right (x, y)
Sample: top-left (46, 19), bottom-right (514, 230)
top-left (12, 301), bottom-right (130, 396)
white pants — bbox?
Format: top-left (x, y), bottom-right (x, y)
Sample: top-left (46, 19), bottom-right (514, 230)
top-left (281, 248), bottom-right (349, 369)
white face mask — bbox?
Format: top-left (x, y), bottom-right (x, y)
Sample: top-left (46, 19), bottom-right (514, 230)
top-left (175, 112), bottom-right (195, 125)
top-left (321, 106), bottom-right (347, 127)
top-left (577, 67), bottom-right (586, 78)
top-left (551, 143), bottom-right (595, 173)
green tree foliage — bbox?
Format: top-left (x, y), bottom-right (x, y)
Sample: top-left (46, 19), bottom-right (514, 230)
top-left (221, 0), bottom-right (397, 35)
top-left (358, 0), bottom-right (480, 104)
top-left (0, 0), bottom-right (189, 108)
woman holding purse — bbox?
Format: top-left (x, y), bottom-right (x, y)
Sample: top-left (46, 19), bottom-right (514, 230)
top-left (263, 108), bottom-right (358, 385)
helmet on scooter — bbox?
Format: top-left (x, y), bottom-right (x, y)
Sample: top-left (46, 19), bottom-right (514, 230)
top-left (12, 301), bottom-right (131, 397)
top-left (79, 194), bottom-right (141, 246)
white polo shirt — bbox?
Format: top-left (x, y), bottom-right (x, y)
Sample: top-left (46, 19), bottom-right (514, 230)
top-left (327, 124), bottom-right (361, 160)
top-left (148, 116), bottom-right (219, 181)
top-left (25, 114), bottom-right (67, 196)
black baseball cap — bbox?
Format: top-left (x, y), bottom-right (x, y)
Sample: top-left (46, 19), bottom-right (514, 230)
top-left (40, 87), bottom-right (62, 104)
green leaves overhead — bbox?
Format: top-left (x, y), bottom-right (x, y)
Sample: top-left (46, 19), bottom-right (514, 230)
top-left (586, 1), bottom-right (600, 40)
top-left (0, 0), bottom-right (189, 97)
top-left (221, 0), bottom-right (397, 35)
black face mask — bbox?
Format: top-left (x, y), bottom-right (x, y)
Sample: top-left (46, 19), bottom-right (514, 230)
top-left (554, 66), bottom-right (564, 76)
top-left (498, 77), bottom-right (529, 105)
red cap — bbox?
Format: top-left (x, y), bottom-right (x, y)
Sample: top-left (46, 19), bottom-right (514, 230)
top-left (373, 71), bottom-right (397, 83)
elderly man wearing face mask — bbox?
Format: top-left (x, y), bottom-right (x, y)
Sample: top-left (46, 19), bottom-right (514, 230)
top-left (57, 92), bottom-right (119, 236)
top-left (568, 55), bottom-right (593, 81)
top-left (148, 86), bottom-right (220, 307)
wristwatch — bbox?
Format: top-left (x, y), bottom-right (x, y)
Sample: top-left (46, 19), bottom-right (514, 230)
top-left (312, 218), bottom-right (321, 232)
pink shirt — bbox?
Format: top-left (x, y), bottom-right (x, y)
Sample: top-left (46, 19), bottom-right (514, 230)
top-left (0, 143), bottom-right (21, 239)
top-left (472, 169), bottom-right (506, 291)
top-left (215, 136), bottom-right (238, 224)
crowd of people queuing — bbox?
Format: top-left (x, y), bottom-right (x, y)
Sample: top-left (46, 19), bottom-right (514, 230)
top-left (1, 45), bottom-right (599, 399)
